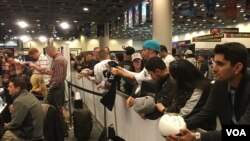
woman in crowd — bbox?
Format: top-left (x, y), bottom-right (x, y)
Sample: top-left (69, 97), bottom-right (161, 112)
top-left (156, 59), bottom-right (212, 120)
top-left (30, 74), bottom-right (47, 101)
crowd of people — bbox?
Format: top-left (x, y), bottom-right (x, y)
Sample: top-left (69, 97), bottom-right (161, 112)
top-left (72, 41), bottom-right (250, 141)
top-left (0, 40), bottom-right (250, 141)
top-left (0, 45), bottom-right (67, 140)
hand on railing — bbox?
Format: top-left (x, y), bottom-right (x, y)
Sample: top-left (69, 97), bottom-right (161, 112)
top-left (126, 96), bottom-right (135, 107)
top-left (78, 73), bottom-right (90, 80)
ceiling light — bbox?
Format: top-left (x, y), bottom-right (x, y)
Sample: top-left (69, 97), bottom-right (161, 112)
top-left (1, 23), bottom-right (5, 26)
top-left (56, 20), bottom-right (60, 23)
top-left (187, 19), bottom-right (191, 21)
top-left (9, 30), bottom-right (12, 32)
top-left (83, 7), bottom-right (89, 11)
top-left (201, 8), bottom-right (205, 11)
top-left (194, 3), bottom-right (198, 7)
top-left (39, 36), bottom-right (47, 42)
top-left (19, 35), bottom-right (31, 42)
top-left (17, 21), bottom-right (28, 28)
top-left (179, 15), bottom-right (183, 18)
top-left (237, 4), bottom-right (241, 8)
top-left (216, 3), bottom-right (220, 7)
top-left (36, 20), bottom-right (40, 22)
top-left (74, 20), bottom-right (78, 23)
top-left (60, 22), bottom-right (70, 29)
top-left (240, 9), bottom-right (244, 13)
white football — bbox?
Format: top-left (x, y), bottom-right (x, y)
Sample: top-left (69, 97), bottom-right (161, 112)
top-left (158, 114), bottom-right (186, 136)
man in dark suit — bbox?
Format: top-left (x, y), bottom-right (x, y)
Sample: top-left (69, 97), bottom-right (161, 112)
top-left (167, 42), bottom-right (250, 141)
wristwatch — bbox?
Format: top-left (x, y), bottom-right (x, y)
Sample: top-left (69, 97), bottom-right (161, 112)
top-left (195, 132), bottom-right (201, 141)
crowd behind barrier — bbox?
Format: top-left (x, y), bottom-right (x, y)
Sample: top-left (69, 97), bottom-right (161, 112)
top-left (70, 71), bottom-right (165, 141)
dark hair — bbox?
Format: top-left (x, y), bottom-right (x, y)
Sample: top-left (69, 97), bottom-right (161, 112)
top-left (145, 57), bottom-right (166, 72)
top-left (4, 49), bottom-right (14, 58)
top-left (124, 46), bottom-right (135, 55)
top-left (115, 52), bottom-right (124, 62)
top-left (169, 59), bottom-right (205, 90)
top-left (9, 77), bottom-right (27, 90)
top-left (198, 54), bottom-right (207, 60)
top-left (160, 45), bottom-right (168, 52)
top-left (214, 42), bottom-right (248, 73)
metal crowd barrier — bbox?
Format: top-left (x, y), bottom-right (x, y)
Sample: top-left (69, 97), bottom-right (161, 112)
top-left (68, 72), bottom-right (165, 141)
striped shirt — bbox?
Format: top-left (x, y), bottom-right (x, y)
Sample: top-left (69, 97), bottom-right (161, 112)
top-left (50, 53), bottom-right (67, 89)
top-left (33, 54), bottom-right (50, 85)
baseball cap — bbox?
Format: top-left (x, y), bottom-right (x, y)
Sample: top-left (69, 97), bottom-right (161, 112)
top-left (184, 49), bottom-right (193, 55)
top-left (158, 114), bottom-right (187, 136)
top-left (124, 46), bottom-right (135, 55)
top-left (143, 40), bottom-right (160, 52)
top-left (133, 96), bottom-right (155, 114)
top-left (131, 53), bottom-right (142, 61)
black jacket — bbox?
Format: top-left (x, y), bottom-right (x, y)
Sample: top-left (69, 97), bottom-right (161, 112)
top-left (186, 71), bottom-right (250, 141)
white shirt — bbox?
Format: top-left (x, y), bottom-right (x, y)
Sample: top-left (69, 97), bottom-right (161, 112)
top-left (94, 59), bottom-right (111, 84)
top-left (134, 68), bottom-right (152, 85)
top-left (33, 54), bottom-right (50, 85)
top-left (162, 54), bottom-right (175, 67)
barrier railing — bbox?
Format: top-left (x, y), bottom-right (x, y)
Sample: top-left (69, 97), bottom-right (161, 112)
top-left (69, 72), bottom-right (165, 141)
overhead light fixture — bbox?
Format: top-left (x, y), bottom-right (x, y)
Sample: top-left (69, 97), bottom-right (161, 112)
top-left (74, 20), bottom-right (78, 23)
top-left (39, 36), bottom-right (47, 42)
top-left (60, 22), bottom-right (70, 29)
top-left (19, 35), bottom-right (31, 42)
top-left (83, 7), bottom-right (89, 11)
top-left (17, 21), bottom-right (28, 28)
